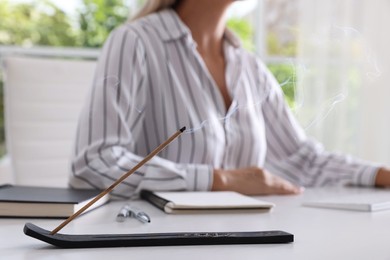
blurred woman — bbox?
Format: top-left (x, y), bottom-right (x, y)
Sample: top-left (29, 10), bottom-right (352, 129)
top-left (69, 0), bottom-right (390, 198)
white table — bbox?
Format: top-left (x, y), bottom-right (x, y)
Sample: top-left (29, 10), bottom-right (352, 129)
top-left (1, 187), bottom-right (390, 260)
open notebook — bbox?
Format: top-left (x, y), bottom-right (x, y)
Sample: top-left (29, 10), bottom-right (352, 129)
top-left (303, 192), bottom-right (390, 212)
top-left (140, 190), bottom-right (275, 213)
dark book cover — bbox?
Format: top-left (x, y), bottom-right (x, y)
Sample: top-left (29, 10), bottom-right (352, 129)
top-left (0, 184), bottom-right (108, 218)
top-left (139, 189), bottom-right (170, 211)
top-left (0, 184), bottom-right (102, 204)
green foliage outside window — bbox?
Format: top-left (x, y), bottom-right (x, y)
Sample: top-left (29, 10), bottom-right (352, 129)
top-left (77, 0), bottom-right (129, 48)
top-left (0, 0), bottom-right (77, 47)
top-left (227, 20), bottom-right (296, 107)
top-left (0, 0), bottom-right (130, 48)
top-left (267, 32), bottom-right (297, 57)
top-left (268, 63), bottom-right (296, 108)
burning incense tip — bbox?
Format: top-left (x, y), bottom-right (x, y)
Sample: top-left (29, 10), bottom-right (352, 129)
top-left (180, 126), bottom-right (186, 132)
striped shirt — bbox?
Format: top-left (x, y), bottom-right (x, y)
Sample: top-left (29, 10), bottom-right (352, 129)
top-left (69, 8), bottom-right (379, 198)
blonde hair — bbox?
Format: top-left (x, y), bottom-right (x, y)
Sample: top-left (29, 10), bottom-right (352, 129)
top-left (131, 0), bottom-right (179, 21)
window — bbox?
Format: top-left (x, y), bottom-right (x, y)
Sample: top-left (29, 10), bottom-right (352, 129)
top-left (228, 0), bottom-right (299, 108)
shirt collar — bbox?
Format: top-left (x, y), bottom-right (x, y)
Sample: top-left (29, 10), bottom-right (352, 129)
top-left (153, 8), bottom-right (241, 49)
top-left (223, 29), bottom-right (242, 49)
top-left (154, 9), bottom-right (190, 42)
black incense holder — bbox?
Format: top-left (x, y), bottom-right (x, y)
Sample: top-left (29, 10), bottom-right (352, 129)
top-left (24, 223), bottom-right (293, 248)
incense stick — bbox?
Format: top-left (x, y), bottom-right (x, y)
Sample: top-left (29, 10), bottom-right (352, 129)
top-left (51, 126), bottom-right (186, 235)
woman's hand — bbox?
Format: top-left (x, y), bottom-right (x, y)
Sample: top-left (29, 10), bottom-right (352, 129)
top-left (375, 167), bottom-right (390, 187)
top-left (212, 167), bottom-right (304, 195)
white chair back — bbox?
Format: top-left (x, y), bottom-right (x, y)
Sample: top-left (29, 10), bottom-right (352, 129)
top-left (2, 56), bottom-right (96, 187)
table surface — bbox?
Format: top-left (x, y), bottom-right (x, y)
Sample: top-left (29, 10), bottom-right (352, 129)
top-left (1, 187), bottom-right (390, 260)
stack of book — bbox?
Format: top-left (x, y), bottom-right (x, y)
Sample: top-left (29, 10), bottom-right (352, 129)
top-left (0, 184), bottom-right (109, 218)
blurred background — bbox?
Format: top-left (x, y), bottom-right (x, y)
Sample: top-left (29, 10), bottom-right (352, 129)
top-left (1, 0), bottom-right (389, 166)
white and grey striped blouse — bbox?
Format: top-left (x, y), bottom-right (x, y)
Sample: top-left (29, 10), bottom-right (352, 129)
top-left (69, 8), bottom-right (379, 198)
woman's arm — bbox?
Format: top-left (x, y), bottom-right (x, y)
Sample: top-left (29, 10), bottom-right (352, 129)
top-left (212, 167), bottom-right (303, 195)
top-left (256, 59), bottom-right (380, 188)
top-left (70, 26), bottom-right (213, 198)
